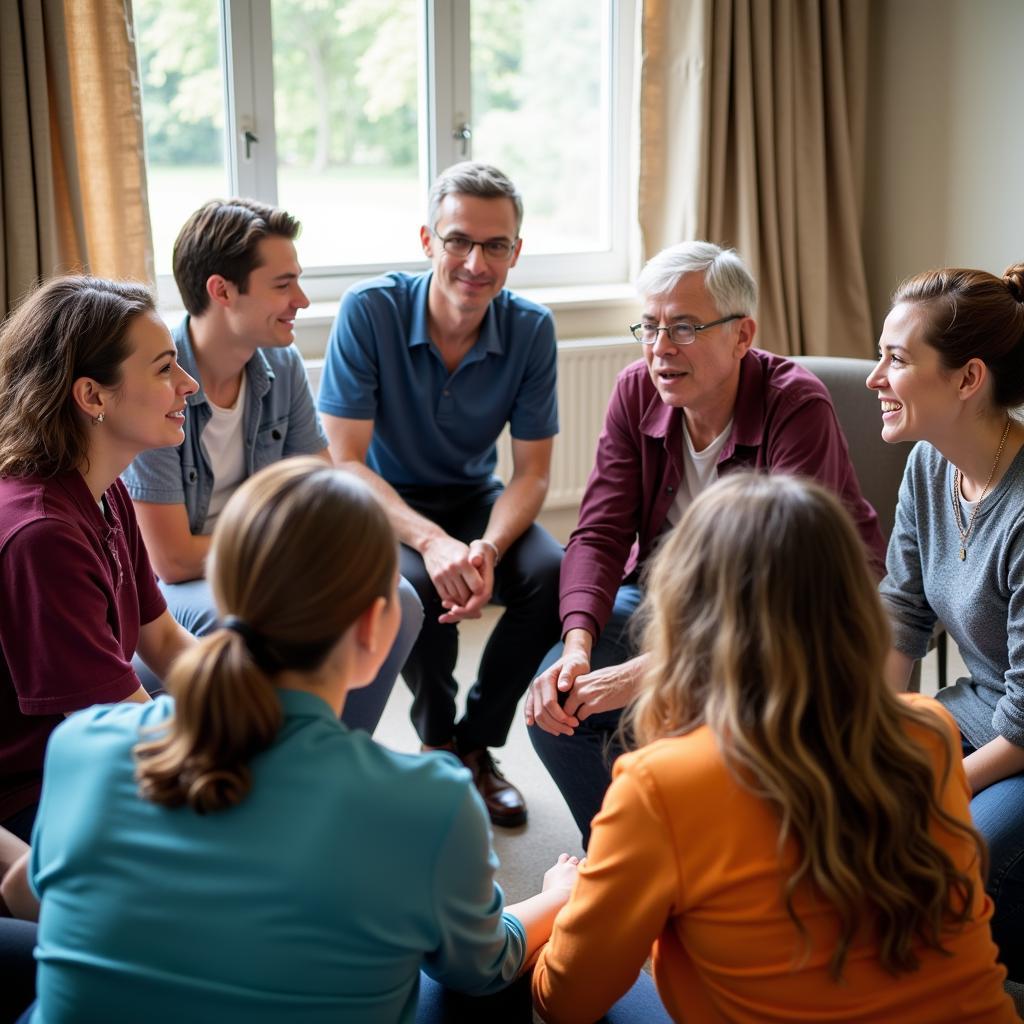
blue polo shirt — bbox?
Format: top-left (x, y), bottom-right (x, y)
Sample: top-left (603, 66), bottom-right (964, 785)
top-left (318, 271), bottom-right (558, 487)
top-left (29, 692), bottom-right (526, 1023)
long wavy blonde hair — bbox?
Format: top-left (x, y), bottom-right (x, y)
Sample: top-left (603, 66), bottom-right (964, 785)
top-left (625, 473), bottom-right (984, 978)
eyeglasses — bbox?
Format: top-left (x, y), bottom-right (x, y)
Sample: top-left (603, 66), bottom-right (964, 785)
top-left (629, 314), bottom-right (743, 346)
top-left (432, 231), bottom-right (518, 262)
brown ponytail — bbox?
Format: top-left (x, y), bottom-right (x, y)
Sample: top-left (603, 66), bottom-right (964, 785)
top-left (134, 457), bottom-right (397, 813)
top-left (135, 631), bottom-right (281, 813)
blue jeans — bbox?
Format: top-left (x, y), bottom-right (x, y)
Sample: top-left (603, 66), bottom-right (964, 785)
top-left (137, 576), bottom-right (424, 735)
top-left (415, 968), bottom-right (671, 1023)
top-left (528, 584), bottom-right (643, 848)
top-left (963, 738), bottom-right (1024, 981)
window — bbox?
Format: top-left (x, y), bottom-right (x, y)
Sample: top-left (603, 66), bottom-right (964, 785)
top-left (134, 1), bottom-right (228, 277)
top-left (135, 0), bottom-right (635, 303)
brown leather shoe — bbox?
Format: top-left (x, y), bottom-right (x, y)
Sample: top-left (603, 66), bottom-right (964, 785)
top-left (460, 748), bottom-right (527, 828)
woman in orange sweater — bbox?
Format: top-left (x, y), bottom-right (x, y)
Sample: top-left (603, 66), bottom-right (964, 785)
top-left (533, 473), bottom-right (1016, 1024)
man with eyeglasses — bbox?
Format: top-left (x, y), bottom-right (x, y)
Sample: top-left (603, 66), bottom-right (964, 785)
top-left (525, 240), bottom-right (886, 847)
top-left (317, 162), bottom-right (562, 827)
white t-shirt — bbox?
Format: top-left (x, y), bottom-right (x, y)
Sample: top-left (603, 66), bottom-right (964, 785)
top-left (664, 418), bottom-right (734, 529)
top-left (201, 377), bottom-right (248, 534)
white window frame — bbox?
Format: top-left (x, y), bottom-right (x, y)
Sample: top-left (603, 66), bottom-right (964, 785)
top-left (154, 0), bottom-right (636, 308)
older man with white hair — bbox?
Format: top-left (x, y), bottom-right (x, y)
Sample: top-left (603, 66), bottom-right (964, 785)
top-left (526, 240), bottom-right (886, 846)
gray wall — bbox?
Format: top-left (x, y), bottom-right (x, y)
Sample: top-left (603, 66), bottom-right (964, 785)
top-left (864, 0), bottom-right (1024, 329)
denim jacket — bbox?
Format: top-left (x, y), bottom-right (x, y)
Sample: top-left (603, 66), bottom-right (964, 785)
top-left (121, 317), bottom-right (327, 534)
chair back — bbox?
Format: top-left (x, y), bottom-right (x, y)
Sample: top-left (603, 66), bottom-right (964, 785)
top-left (791, 356), bottom-right (913, 543)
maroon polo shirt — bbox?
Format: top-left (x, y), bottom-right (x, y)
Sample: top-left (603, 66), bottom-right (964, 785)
top-left (560, 348), bottom-right (887, 640)
top-left (0, 471), bottom-right (165, 820)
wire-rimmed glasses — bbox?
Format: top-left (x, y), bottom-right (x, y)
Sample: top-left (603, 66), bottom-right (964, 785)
top-left (629, 314), bottom-right (743, 346)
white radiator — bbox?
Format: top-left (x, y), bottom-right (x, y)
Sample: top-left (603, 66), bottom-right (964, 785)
top-left (306, 336), bottom-right (638, 512)
top-left (495, 338), bottom-right (638, 510)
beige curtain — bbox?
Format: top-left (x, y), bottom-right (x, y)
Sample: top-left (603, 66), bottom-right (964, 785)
top-left (638, 0), bottom-right (873, 357)
top-left (0, 0), bottom-right (153, 317)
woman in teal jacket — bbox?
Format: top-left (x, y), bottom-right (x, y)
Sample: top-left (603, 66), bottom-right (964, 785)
top-left (13, 458), bottom-right (577, 1023)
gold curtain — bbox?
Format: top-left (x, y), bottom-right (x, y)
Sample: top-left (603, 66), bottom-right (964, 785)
top-left (0, 0), bottom-right (153, 317)
top-left (638, 0), bottom-right (873, 357)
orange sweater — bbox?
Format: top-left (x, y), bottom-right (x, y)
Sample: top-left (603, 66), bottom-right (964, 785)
top-left (533, 696), bottom-right (1015, 1023)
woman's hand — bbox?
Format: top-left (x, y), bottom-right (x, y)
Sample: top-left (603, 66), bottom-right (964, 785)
top-left (543, 853), bottom-right (582, 899)
top-left (505, 854), bottom-right (584, 967)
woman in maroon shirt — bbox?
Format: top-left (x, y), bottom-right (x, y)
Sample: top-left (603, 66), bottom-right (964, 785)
top-left (0, 276), bottom-right (198, 840)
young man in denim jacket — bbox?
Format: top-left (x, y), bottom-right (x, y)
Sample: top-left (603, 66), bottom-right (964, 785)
top-left (123, 199), bottom-right (422, 732)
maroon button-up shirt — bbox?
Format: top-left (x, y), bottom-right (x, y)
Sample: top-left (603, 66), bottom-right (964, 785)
top-left (560, 348), bottom-right (886, 640)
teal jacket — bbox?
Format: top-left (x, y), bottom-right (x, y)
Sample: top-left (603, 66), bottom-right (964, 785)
top-left (29, 691), bottom-right (525, 1023)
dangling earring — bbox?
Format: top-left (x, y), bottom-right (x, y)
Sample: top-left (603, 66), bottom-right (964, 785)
top-left (93, 413), bottom-right (105, 425)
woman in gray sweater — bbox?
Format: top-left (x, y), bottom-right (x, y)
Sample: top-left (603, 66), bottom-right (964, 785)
top-left (868, 262), bottom-right (1024, 981)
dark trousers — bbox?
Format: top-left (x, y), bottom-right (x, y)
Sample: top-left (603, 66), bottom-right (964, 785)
top-left (415, 969), bottom-right (672, 1023)
top-left (0, 806), bottom-right (37, 845)
top-left (398, 479), bottom-right (562, 750)
top-left (1, 919), bottom-right (36, 1024)
top-left (15, 969), bottom-right (671, 1024)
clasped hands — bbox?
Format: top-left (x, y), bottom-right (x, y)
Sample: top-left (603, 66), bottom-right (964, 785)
top-left (524, 634), bottom-right (644, 735)
top-left (422, 534), bottom-right (498, 623)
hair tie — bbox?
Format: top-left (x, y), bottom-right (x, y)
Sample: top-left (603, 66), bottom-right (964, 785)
top-left (222, 615), bottom-right (259, 646)
top-left (221, 615), bottom-right (275, 672)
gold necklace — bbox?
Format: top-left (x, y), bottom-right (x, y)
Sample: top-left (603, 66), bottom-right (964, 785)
top-left (951, 417), bottom-right (1011, 560)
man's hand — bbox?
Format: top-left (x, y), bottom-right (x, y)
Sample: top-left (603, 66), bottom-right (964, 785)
top-left (422, 534), bottom-right (487, 619)
top-left (563, 657), bottom-right (644, 721)
top-left (524, 630), bottom-right (594, 736)
top-left (438, 539), bottom-right (497, 623)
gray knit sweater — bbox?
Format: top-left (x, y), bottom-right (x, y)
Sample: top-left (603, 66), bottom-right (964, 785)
top-left (879, 440), bottom-right (1024, 750)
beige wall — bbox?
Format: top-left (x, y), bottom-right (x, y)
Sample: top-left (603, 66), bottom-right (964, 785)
top-left (863, 0), bottom-right (1024, 330)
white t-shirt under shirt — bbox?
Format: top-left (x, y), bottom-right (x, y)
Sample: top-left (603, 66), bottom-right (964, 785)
top-left (664, 418), bottom-right (734, 529)
top-left (200, 376), bottom-right (248, 534)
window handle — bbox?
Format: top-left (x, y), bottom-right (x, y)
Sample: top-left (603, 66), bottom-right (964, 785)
top-left (244, 129), bottom-right (258, 160)
top-left (453, 121), bottom-right (472, 156)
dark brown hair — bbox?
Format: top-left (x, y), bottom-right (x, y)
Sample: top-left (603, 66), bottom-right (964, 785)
top-left (134, 458), bottom-right (397, 814)
top-left (892, 262), bottom-right (1024, 409)
top-left (627, 473), bottom-right (985, 979)
top-left (0, 276), bottom-right (154, 478)
top-left (172, 198), bottom-right (301, 317)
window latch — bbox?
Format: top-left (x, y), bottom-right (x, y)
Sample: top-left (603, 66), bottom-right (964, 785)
top-left (452, 121), bottom-right (472, 157)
